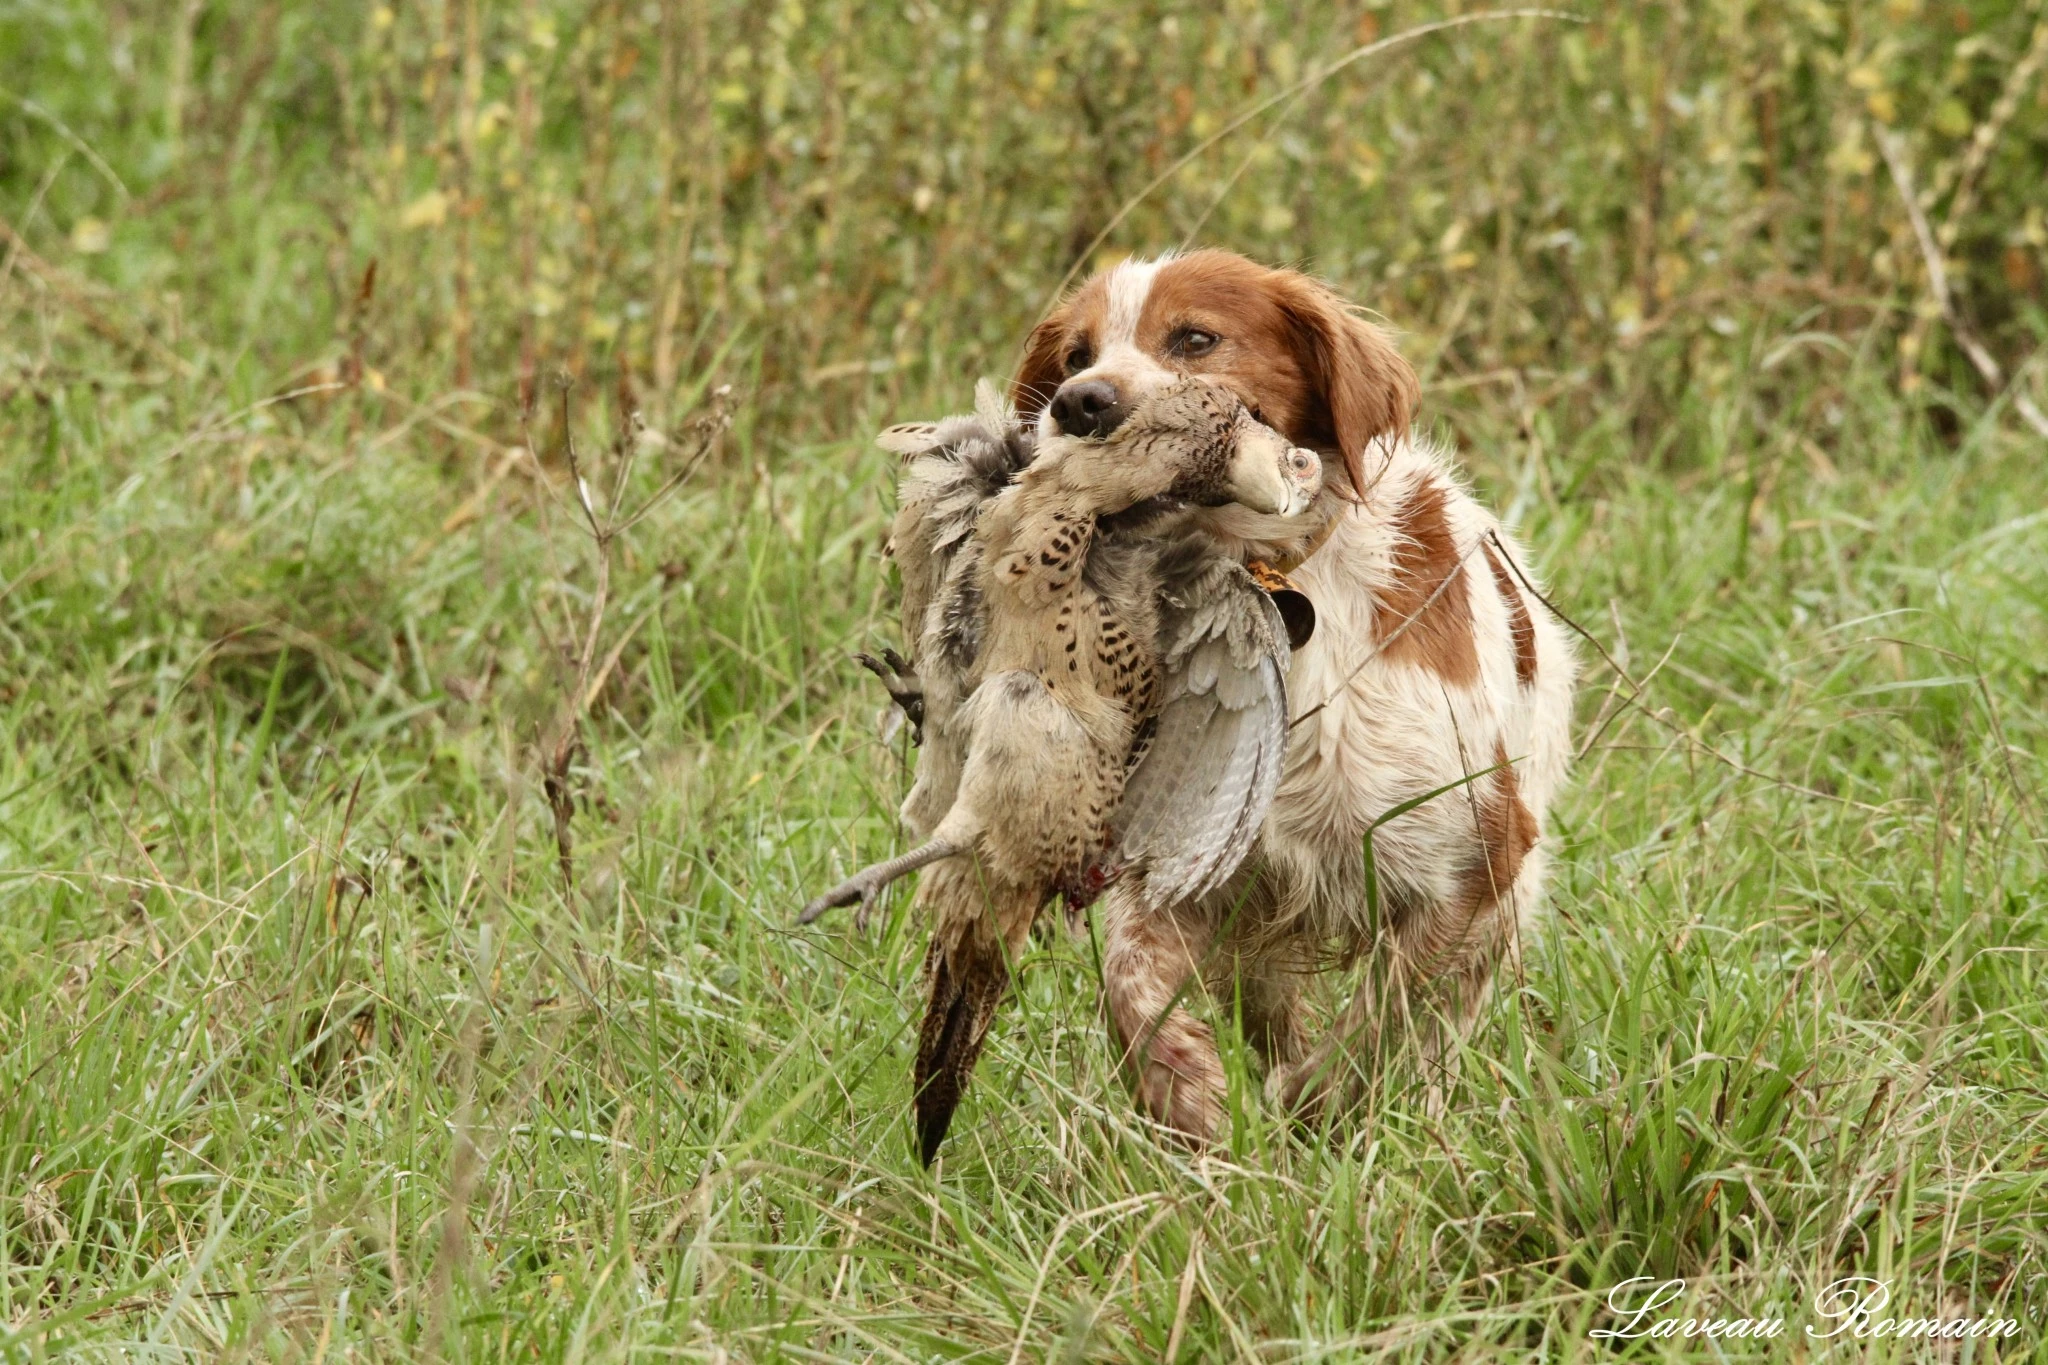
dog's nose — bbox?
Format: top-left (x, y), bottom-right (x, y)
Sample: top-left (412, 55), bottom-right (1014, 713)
top-left (1048, 380), bottom-right (1127, 438)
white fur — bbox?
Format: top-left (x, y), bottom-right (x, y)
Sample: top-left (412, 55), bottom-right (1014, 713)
top-left (1102, 257), bottom-right (1163, 343)
top-left (1272, 440), bottom-right (1575, 942)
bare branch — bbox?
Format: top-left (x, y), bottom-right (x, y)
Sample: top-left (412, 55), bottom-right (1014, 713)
top-left (529, 376), bottom-right (734, 893)
top-left (1877, 126), bottom-right (2048, 439)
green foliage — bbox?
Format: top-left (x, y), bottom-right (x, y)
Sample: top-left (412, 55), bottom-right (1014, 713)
top-left (2, 0), bottom-right (2045, 1359)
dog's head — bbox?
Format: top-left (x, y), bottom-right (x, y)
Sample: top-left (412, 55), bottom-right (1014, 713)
top-left (1011, 250), bottom-right (1418, 497)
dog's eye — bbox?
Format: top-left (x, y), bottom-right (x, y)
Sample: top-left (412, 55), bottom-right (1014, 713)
top-left (1063, 344), bottom-right (1094, 375)
top-left (1170, 328), bottom-right (1220, 358)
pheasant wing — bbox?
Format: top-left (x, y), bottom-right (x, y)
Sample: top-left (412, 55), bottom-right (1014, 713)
top-left (1112, 552), bottom-right (1290, 909)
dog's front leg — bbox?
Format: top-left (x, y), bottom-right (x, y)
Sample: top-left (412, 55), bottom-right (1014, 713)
top-left (1221, 939), bottom-right (1310, 1076)
top-left (1272, 912), bottom-right (1509, 1125)
top-left (1100, 883), bottom-right (1226, 1145)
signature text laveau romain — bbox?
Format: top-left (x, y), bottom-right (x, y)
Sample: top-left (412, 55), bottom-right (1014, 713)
top-left (1590, 1277), bottom-right (2021, 1342)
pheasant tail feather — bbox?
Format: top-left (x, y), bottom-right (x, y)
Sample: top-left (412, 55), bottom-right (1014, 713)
top-left (911, 931), bottom-right (1010, 1165)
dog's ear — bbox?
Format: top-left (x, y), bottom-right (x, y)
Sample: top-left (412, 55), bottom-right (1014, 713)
top-left (1010, 314), bottom-right (1070, 424)
top-left (1278, 278), bottom-right (1418, 498)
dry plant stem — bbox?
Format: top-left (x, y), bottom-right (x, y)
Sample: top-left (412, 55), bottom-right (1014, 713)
top-left (1934, 9), bottom-right (2048, 246)
top-left (1877, 127), bottom-right (2048, 439)
top-left (1486, 531), bottom-right (1883, 813)
top-left (568, 1), bottom-right (624, 380)
top-left (0, 150), bottom-right (70, 298)
top-left (513, 0), bottom-right (542, 410)
top-left (1026, 8), bottom-right (1582, 350)
top-left (162, 0), bottom-right (202, 158)
top-left (0, 215), bottom-right (197, 376)
top-left (451, 0), bottom-right (483, 388)
top-left (0, 92), bottom-right (127, 204)
top-left (533, 384), bottom-right (732, 892)
top-left (429, 1007), bottom-right (485, 1357)
top-left (649, 0), bottom-right (693, 419)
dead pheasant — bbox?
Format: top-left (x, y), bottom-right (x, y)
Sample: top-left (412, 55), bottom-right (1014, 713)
top-left (802, 378), bottom-right (1322, 1163)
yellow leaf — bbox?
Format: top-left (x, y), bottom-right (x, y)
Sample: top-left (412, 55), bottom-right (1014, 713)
top-left (474, 100), bottom-right (511, 141)
top-left (400, 189), bottom-right (449, 229)
top-left (69, 217), bottom-right (110, 254)
top-left (1269, 41), bottom-right (1298, 86)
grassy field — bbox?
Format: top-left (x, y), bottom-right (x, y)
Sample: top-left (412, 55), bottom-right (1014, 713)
top-left (4, 0), bottom-right (2047, 1359)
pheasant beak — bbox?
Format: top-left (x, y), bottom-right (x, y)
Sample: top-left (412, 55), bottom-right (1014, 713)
top-left (1227, 426), bottom-right (1323, 517)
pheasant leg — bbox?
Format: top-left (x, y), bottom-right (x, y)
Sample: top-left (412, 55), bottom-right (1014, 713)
top-left (856, 648), bottom-right (925, 745)
top-left (798, 837), bottom-right (963, 929)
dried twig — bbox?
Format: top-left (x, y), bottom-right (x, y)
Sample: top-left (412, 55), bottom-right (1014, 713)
top-left (1486, 531), bottom-right (1887, 813)
top-left (1934, 9), bottom-right (2048, 251)
top-left (531, 379), bottom-right (734, 891)
top-left (1877, 126), bottom-right (2048, 439)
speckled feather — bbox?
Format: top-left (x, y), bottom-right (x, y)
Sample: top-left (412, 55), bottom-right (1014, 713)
top-left (887, 381), bottom-right (1295, 893)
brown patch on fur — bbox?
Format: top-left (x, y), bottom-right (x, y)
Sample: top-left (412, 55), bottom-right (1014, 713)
top-left (1135, 252), bottom-right (1418, 497)
top-left (1458, 741), bottom-right (1539, 918)
top-left (1011, 274), bottom-right (1110, 421)
top-left (1481, 540), bottom-right (1538, 687)
top-left (1376, 478), bottom-right (1478, 685)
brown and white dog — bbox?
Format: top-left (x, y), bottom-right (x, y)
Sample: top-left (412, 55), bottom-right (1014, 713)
top-left (1011, 250), bottom-right (1576, 1139)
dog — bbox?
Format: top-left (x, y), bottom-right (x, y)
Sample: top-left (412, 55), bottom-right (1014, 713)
top-left (1011, 249), bottom-right (1576, 1139)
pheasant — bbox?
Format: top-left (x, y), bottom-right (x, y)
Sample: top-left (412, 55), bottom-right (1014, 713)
top-left (802, 378), bottom-right (1323, 1163)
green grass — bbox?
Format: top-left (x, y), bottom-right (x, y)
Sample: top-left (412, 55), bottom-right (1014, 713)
top-left (4, 1), bottom-right (2048, 1359)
